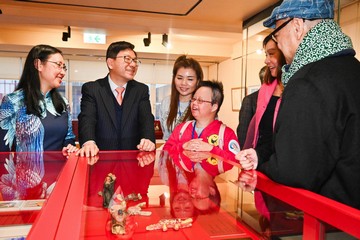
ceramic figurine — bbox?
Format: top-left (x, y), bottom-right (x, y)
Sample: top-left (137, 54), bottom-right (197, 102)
top-left (102, 173), bottom-right (116, 208)
top-left (146, 218), bottom-right (193, 231)
top-left (109, 203), bottom-right (128, 234)
top-left (127, 202), bottom-right (152, 216)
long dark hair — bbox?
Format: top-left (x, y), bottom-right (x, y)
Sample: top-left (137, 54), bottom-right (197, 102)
top-left (16, 44), bottom-right (66, 117)
top-left (262, 34), bottom-right (286, 85)
top-left (167, 55), bottom-right (203, 130)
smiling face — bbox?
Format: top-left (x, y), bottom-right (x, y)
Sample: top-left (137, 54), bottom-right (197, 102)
top-left (107, 48), bottom-right (138, 85)
top-left (38, 53), bottom-right (66, 94)
top-left (174, 67), bottom-right (198, 102)
top-left (190, 86), bottom-right (218, 122)
top-left (189, 175), bottom-right (217, 211)
top-left (264, 39), bottom-right (283, 78)
top-left (172, 191), bottom-right (195, 218)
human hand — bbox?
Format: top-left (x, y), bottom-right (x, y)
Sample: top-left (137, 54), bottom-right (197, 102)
top-left (77, 141), bottom-right (99, 157)
top-left (62, 144), bottom-right (79, 157)
top-left (87, 155), bottom-right (99, 165)
top-left (236, 170), bottom-right (257, 192)
top-left (235, 148), bottom-right (258, 170)
top-left (137, 138), bottom-right (155, 151)
top-left (137, 151), bottom-right (155, 167)
top-left (183, 150), bottom-right (212, 162)
top-left (182, 139), bottom-right (213, 152)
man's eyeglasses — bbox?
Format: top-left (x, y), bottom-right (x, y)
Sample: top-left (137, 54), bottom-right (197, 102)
top-left (190, 97), bottom-right (212, 104)
top-left (116, 55), bottom-right (141, 66)
top-left (271, 18), bottom-right (293, 43)
top-left (47, 61), bottom-right (67, 72)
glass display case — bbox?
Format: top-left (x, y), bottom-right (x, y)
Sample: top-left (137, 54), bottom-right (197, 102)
top-left (0, 151), bottom-right (75, 239)
top-left (29, 150), bottom-right (257, 239)
top-left (1, 150), bottom-right (359, 240)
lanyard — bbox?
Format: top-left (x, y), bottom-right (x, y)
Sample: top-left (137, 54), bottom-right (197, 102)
top-left (177, 101), bottom-right (182, 117)
top-left (191, 121), bottom-right (204, 139)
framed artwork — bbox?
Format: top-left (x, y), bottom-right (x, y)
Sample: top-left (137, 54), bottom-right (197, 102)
top-left (231, 87), bottom-right (244, 112)
top-left (247, 85), bottom-right (260, 95)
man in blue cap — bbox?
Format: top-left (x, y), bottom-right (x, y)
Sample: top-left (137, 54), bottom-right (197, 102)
top-left (236, 0), bottom-right (360, 210)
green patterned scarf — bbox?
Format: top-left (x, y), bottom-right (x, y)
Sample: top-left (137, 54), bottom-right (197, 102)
top-left (281, 19), bottom-right (353, 86)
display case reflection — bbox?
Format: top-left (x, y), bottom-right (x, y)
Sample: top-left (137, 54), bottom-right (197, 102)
top-left (236, 170), bottom-right (304, 238)
top-left (0, 152), bottom-right (52, 202)
top-left (86, 151), bottom-right (155, 237)
top-left (158, 150), bottom-right (236, 219)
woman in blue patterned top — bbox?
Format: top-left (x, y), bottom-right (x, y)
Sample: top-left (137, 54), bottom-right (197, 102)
top-left (0, 44), bottom-right (78, 153)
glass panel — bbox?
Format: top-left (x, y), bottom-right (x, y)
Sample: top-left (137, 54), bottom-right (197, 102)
top-left (0, 152), bottom-right (67, 238)
top-left (154, 83), bottom-right (171, 120)
top-left (239, 190), bottom-right (304, 238)
top-left (70, 81), bottom-right (83, 120)
top-left (0, 79), bottom-right (19, 103)
top-left (78, 150), bottom-right (251, 239)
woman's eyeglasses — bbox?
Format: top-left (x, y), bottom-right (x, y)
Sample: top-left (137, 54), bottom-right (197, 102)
top-left (190, 97), bottom-right (212, 104)
top-left (47, 61), bottom-right (67, 72)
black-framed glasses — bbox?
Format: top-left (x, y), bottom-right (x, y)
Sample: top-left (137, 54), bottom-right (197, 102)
top-left (47, 60), bottom-right (67, 72)
top-left (115, 55), bottom-right (141, 66)
top-left (271, 18), bottom-right (293, 43)
top-left (190, 97), bottom-right (212, 104)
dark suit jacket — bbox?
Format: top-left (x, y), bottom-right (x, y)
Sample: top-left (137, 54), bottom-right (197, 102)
top-left (236, 91), bottom-right (258, 149)
top-left (78, 76), bottom-right (155, 150)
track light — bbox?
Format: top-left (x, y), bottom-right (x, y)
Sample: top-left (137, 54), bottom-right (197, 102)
top-left (62, 26), bottom-right (71, 42)
top-left (162, 33), bottom-right (168, 47)
top-left (143, 32), bottom-right (151, 47)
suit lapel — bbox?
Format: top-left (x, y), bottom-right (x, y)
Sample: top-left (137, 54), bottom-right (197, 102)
top-left (98, 77), bottom-right (118, 129)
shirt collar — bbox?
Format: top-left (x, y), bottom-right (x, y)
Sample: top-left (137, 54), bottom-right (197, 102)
top-left (108, 75), bottom-right (127, 95)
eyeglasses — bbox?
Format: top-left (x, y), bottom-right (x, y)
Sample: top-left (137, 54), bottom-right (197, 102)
top-left (115, 55), bottom-right (141, 66)
top-left (271, 18), bottom-right (293, 43)
top-left (191, 195), bottom-right (209, 200)
top-left (47, 61), bottom-right (67, 72)
top-left (190, 97), bottom-right (212, 104)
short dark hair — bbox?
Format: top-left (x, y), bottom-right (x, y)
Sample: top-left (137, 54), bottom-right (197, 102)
top-left (197, 80), bottom-right (224, 114)
top-left (106, 41), bottom-right (136, 59)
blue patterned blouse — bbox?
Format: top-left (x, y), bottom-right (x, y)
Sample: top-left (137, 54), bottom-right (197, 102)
top-left (0, 89), bottom-right (75, 152)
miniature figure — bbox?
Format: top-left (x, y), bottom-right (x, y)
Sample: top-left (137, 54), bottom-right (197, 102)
top-left (127, 202), bottom-right (152, 216)
top-left (109, 203), bottom-right (128, 234)
top-left (146, 218), bottom-right (193, 231)
top-left (125, 193), bottom-right (142, 201)
top-left (102, 173), bottom-right (116, 208)
top-left (107, 193), bottom-right (152, 236)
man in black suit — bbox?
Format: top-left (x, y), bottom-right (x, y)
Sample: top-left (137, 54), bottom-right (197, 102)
top-left (78, 41), bottom-right (155, 157)
top-left (236, 66), bottom-right (265, 149)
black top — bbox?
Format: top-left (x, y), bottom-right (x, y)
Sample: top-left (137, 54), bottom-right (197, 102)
top-left (256, 95), bottom-right (279, 166)
top-left (257, 95), bottom-right (279, 147)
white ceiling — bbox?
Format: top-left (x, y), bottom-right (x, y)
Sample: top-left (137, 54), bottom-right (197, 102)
top-left (0, 0), bottom-right (284, 64)
top-left (17, 0), bottom-right (359, 66)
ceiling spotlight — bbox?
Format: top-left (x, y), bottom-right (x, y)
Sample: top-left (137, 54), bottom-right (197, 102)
top-left (62, 26), bottom-right (71, 42)
top-left (162, 33), bottom-right (168, 47)
top-left (143, 32), bottom-right (151, 47)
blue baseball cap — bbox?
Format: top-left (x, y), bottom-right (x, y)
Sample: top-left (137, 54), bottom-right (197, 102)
top-left (263, 0), bottom-right (334, 28)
